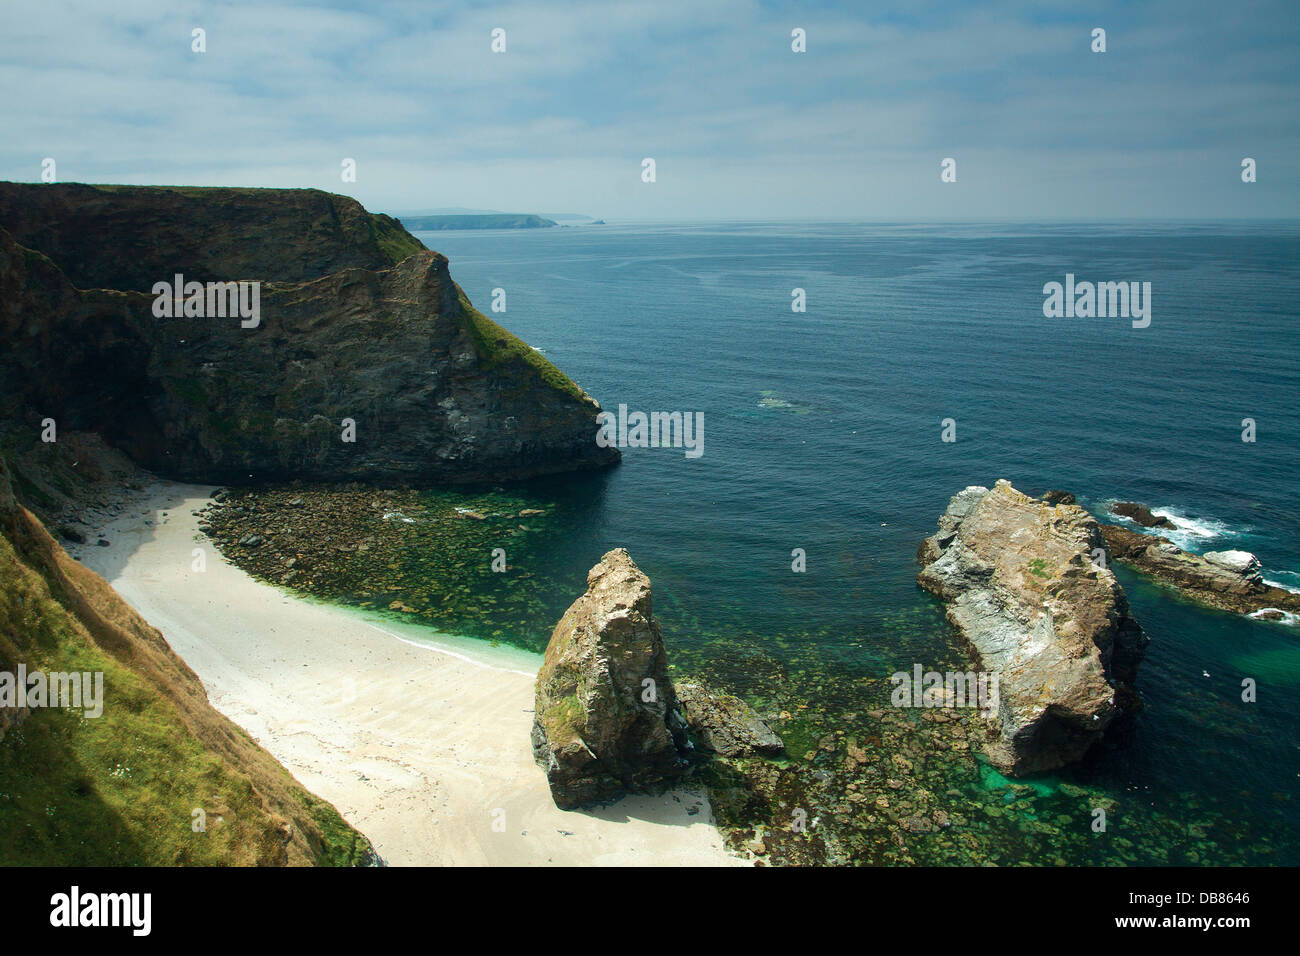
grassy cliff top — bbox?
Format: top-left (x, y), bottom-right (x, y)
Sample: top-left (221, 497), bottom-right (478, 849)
top-left (0, 181), bottom-right (428, 290)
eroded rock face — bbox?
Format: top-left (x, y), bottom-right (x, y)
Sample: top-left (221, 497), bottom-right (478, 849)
top-left (0, 186), bottom-right (618, 484)
top-left (531, 549), bottom-right (689, 809)
top-left (917, 480), bottom-right (1147, 775)
top-left (676, 682), bottom-right (784, 758)
top-left (1101, 524), bottom-right (1300, 618)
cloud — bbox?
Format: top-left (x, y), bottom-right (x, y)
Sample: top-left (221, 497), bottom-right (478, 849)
top-left (0, 0), bottom-right (1295, 218)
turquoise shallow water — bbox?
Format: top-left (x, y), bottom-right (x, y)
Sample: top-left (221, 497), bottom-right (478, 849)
top-left (382, 221), bottom-right (1300, 863)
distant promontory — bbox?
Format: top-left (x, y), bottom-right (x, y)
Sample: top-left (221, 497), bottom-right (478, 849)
top-left (401, 213), bottom-right (557, 230)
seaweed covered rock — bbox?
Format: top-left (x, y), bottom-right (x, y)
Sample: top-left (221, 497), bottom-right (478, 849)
top-left (676, 682), bottom-right (784, 757)
top-left (917, 481), bottom-right (1147, 775)
top-left (531, 549), bottom-right (689, 808)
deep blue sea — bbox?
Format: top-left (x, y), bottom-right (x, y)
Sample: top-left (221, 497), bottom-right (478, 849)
top-left (403, 221), bottom-right (1300, 864)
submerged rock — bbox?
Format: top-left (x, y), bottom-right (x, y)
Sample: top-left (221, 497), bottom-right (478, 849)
top-left (676, 682), bottom-right (785, 757)
top-left (917, 480), bottom-right (1147, 775)
top-left (531, 549), bottom-right (689, 809)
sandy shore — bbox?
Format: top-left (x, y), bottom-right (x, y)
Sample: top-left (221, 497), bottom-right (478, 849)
top-left (75, 480), bottom-right (744, 866)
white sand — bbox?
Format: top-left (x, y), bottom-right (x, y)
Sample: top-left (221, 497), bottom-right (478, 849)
top-left (76, 481), bottom-right (743, 867)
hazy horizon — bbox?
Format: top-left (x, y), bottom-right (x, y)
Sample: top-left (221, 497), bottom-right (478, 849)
top-left (2, 0), bottom-right (1297, 220)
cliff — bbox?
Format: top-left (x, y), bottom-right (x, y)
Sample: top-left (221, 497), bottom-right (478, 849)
top-left (0, 183), bottom-right (617, 484)
top-left (0, 454), bottom-right (373, 865)
top-left (0, 182), bottom-right (423, 291)
top-left (917, 481), bottom-right (1147, 775)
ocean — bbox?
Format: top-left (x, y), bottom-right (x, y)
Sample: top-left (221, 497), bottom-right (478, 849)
top-left (381, 221), bottom-right (1300, 864)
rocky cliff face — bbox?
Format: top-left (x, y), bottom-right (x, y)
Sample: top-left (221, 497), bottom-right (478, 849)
top-left (1101, 522), bottom-right (1300, 620)
top-left (0, 183), bottom-right (617, 484)
top-left (917, 480), bottom-right (1147, 775)
top-left (531, 549), bottom-right (690, 808)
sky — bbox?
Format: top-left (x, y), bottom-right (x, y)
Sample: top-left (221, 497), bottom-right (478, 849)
top-left (1, 0), bottom-right (1297, 220)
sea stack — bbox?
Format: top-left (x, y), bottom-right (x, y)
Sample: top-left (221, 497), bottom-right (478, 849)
top-left (917, 480), bottom-right (1148, 775)
top-left (531, 549), bottom-right (690, 809)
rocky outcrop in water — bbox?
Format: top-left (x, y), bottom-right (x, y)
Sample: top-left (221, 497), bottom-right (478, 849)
top-left (0, 183), bottom-right (617, 484)
top-left (1110, 501), bottom-right (1176, 529)
top-left (530, 549), bottom-right (786, 808)
top-left (917, 480), bottom-right (1147, 775)
top-left (1101, 523), bottom-right (1300, 620)
top-left (676, 682), bottom-right (784, 758)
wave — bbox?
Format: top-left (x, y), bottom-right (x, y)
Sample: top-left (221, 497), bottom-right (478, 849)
top-left (1104, 503), bottom-right (1300, 591)
top-left (1105, 502), bottom-right (1244, 552)
top-left (1262, 570), bottom-right (1300, 594)
top-left (1148, 507), bottom-right (1241, 544)
top-left (1247, 608), bottom-right (1300, 627)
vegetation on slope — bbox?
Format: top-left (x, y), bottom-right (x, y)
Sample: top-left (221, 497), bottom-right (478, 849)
top-left (454, 291), bottom-right (587, 402)
top-left (0, 456), bottom-right (373, 866)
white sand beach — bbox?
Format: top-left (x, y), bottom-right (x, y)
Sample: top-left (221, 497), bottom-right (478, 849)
top-left (76, 481), bottom-right (744, 867)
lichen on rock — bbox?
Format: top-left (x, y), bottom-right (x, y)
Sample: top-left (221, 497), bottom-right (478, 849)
top-left (531, 549), bottom-right (690, 809)
top-left (917, 480), bottom-right (1147, 775)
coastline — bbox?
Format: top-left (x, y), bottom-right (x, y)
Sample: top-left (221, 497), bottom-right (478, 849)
top-left (73, 479), bottom-right (745, 867)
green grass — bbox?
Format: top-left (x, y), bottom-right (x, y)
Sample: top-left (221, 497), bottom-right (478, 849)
top-left (542, 694), bottom-right (584, 743)
top-left (455, 293), bottom-right (587, 401)
top-left (19, 245), bottom-right (56, 270)
top-left (1027, 558), bottom-right (1051, 579)
top-left (0, 531), bottom-right (365, 865)
top-left (368, 214), bottom-right (426, 265)
top-left (82, 184), bottom-right (428, 267)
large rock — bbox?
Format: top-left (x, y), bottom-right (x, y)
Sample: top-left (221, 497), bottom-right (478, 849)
top-left (531, 549), bottom-right (689, 808)
top-left (675, 682), bottom-right (784, 757)
top-left (1203, 550), bottom-right (1262, 576)
top-left (1101, 523), bottom-right (1300, 618)
top-left (0, 184), bottom-right (618, 484)
top-left (917, 480), bottom-right (1147, 775)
